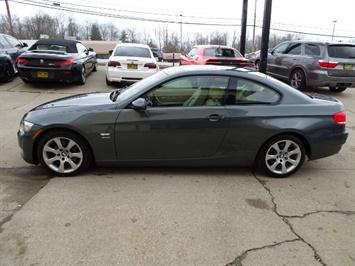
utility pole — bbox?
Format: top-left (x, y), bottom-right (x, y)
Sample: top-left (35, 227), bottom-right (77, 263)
top-left (259, 0), bottom-right (272, 74)
top-left (5, 0), bottom-right (14, 36)
top-left (252, 0), bottom-right (257, 51)
top-left (239, 0), bottom-right (248, 56)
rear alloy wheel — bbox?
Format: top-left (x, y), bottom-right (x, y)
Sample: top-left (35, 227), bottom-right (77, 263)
top-left (77, 66), bottom-right (86, 85)
top-left (258, 135), bottom-right (305, 178)
top-left (37, 130), bottom-right (92, 177)
top-left (1, 63), bottom-right (15, 82)
top-left (329, 86), bottom-right (347, 92)
top-left (290, 69), bottom-right (306, 90)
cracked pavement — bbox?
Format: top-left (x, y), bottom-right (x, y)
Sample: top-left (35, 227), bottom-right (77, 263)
top-left (0, 68), bottom-right (354, 265)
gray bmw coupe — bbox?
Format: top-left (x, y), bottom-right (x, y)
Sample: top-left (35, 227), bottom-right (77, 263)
top-left (18, 65), bottom-right (348, 178)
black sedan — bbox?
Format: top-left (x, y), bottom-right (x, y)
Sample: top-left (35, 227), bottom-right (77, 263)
top-left (15, 39), bottom-right (98, 85)
top-left (17, 66), bottom-right (348, 178)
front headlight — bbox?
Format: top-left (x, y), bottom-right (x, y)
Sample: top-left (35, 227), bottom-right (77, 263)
top-left (20, 119), bottom-right (34, 133)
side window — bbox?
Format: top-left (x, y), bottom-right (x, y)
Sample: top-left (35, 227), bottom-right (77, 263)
top-left (0, 35), bottom-right (11, 49)
top-left (273, 43), bottom-right (289, 54)
top-left (76, 43), bottom-right (88, 54)
top-left (4, 35), bottom-right (22, 48)
top-left (143, 75), bottom-right (229, 107)
top-left (286, 43), bottom-right (301, 55)
top-left (226, 78), bottom-right (280, 104)
top-left (305, 44), bottom-right (320, 56)
top-left (188, 48), bottom-right (198, 57)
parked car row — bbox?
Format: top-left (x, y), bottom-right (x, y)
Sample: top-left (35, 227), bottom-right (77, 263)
top-left (2, 34), bottom-right (354, 94)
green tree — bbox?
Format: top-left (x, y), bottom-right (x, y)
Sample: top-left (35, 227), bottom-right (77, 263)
top-left (120, 30), bottom-right (128, 43)
top-left (90, 23), bottom-right (102, 40)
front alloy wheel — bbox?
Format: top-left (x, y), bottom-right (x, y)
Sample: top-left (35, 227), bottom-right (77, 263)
top-left (258, 135), bottom-right (305, 178)
top-left (37, 130), bottom-right (91, 177)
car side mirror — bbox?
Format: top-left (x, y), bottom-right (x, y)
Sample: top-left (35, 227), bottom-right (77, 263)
top-left (23, 42), bottom-right (28, 47)
top-left (109, 50), bottom-right (113, 56)
top-left (88, 47), bottom-right (94, 52)
top-left (131, 98), bottom-right (147, 110)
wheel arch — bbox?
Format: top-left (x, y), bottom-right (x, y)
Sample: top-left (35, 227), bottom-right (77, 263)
top-left (289, 66), bottom-right (308, 84)
top-left (254, 131), bottom-right (311, 164)
top-left (31, 127), bottom-right (95, 165)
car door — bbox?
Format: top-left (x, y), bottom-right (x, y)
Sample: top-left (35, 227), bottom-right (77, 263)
top-left (76, 43), bottom-right (93, 72)
top-left (114, 75), bottom-right (231, 160)
top-left (267, 42), bottom-right (301, 80)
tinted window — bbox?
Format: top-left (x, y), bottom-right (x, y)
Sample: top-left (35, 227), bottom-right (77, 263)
top-left (114, 46), bottom-right (151, 58)
top-left (226, 78), bottom-right (280, 104)
top-left (204, 48), bottom-right (242, 57)
top-left (328, 45), bottom-right (355, 58)
top-left (305, 44), bottom-right (320, 56)
top-left (286, 43), bottom-right (301, 55)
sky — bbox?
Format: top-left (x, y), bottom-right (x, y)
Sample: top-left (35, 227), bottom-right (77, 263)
top-left (2, 0), bottom-right (355, 42)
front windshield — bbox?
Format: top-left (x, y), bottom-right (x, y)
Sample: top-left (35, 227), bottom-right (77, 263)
top-left (117, 71), bottom-right (168, 101)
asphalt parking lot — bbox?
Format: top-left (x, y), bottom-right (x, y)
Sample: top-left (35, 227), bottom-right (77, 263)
top-left (0, 65), bottom-right (354, 266)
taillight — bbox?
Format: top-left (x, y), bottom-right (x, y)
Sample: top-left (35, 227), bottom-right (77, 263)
top-left (55, 59), bottom-right (74, 66)
top-left (144, 63), bottom-right (157, 69)
top-left (107, 61), bottom-right (121, 67)
top-left (333, 111), bottom-right (346, 124)
top-left (318, 60), bottom-right (338, 68)
top-left (16, 58), bottom-right (29, 65)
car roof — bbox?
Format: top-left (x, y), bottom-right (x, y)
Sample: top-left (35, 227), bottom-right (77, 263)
top-left (194, 44), bottom-right (236, 49)
top-left (115, 43), bottom-right (150, 48)
top-left (279, 40), bottom-right (355, 46)
top-left (29, 39), bottom-right (82, 53)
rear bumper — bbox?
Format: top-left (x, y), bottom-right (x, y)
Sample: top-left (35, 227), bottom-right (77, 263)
top-left (307, 71), bottom-right (355, 88)
top-left (17, 68), bottom-right (81, 83)
top-left (106, 67), bottom-right (158, 83)
top-left (309, 129), bottom-right (349, 160)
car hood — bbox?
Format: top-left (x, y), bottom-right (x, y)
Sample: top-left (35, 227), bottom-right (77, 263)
top-left (32, 91), bottom-right (115, 111)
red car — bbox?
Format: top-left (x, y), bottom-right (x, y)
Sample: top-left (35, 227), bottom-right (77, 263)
top-left (180, 45), bottom-right (255, 68)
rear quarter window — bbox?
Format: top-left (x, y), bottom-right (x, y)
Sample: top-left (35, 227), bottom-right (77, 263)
top-left (305, 44), bottom-right (321, 56)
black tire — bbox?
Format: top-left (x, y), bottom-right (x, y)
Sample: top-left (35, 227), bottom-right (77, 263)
top-left (76, 66), bottom-right (86, 85)
top-left (290, 69), bottom-right (306, 90)
top-left (106, 77), bottom-right (114, 86)
top-left (93, 62), bottom-right (98, 72)
top-left (1, 63), bottom-right (15, 83)
top-left (254, 60), bottom-right (260, 71)
top-left (257, 135), bottom-right (306, 178)
top-left (37, 130), bottom-right (92, 177)
top-left (329, 86), bottom-right (347, 92)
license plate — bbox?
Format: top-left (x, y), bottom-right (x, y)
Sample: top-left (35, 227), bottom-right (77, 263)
top-left (344, 64), bottom-right (353, 70)
top-left (37, 71), bottom-right (48, 78)
top-left (127, 64), bottom-right (137, 70)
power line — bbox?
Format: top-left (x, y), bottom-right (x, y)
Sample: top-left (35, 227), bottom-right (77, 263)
top-left (6, 0), bottom-right (355, 39)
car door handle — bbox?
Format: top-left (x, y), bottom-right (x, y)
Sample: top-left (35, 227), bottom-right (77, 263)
top-left (207, 114), bottom-right (225, 122)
